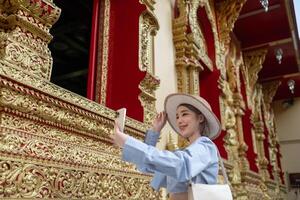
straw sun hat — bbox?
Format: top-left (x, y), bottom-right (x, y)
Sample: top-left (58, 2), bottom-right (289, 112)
top-left (164, 93), bottom-right (221, 140)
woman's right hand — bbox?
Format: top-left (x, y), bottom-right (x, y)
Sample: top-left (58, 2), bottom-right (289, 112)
top-left (151, 111), bottom-right (167, 133)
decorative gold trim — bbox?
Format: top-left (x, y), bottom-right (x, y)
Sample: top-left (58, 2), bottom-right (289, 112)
top-left (98, 0), bottom-right (111, 105)
top-left (173, 0), bottom-right (221, 94)
top-left (0, 0), bottom-right (288, 198)
top-left (0, 126), bottom-right (136, 172)
top-left (262, 81), bottom-right (282, 192)
top-left (138, 72), bottom-right (160, 125)
top-left (0, 157), bottom-right (160, 199)
top-left (249, 84), bottom-right (271, 182)
top-left (216, 0), bottom-right (247, 71)
top-left (218, 76), bottom-right (243, 191)
top-left (139, 10), bottom-right (159, 73)
top-left (1, 0), bottom-right (61, 28)
top-left (0, 70), bottom-right (159, 199)
top-left (240, 170), bottom-right (266, 199)
top-left (188, 0), bottom-right (213, 70)
top-left (0, 64), bottom-right (149, 132)
top-left (140, 0), bottom-right (156, 11)
top-left (0, 84), bottom-right (146, 140)
top-left (216, 0), bottom-right (246, 46)
top-left (0, 1), bottom-right (61, 80)
top-left (262, 81), bottom-right (281, 112)
top-left (242, 48), bottom-right (268, 110)
top-left (138, 1), bottom-right (160, 125)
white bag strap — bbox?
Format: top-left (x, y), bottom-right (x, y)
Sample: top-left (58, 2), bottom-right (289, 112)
top-left (215, 146), bottom-right (229, 185)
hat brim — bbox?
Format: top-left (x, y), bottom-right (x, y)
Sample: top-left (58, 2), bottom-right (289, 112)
top-left (164, 93), bottom-right (221, 140)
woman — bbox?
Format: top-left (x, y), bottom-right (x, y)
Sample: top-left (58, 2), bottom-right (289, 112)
top-left (111, 93), bottom-right (221, 200)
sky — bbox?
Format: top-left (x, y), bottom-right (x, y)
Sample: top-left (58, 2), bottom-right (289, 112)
top-left (294, 0), bottom-right (300, 37)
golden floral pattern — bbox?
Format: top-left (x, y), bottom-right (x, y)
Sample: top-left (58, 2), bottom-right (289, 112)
top-left (0, 159), bottom-right (160, 199)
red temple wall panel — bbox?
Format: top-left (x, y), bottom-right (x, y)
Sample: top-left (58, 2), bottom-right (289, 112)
top-left (199, 69), bottom-right (227, 158)
top-left (105, 1), bottom-right (147, 121)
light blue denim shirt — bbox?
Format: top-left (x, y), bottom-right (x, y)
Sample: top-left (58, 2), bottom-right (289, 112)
top-left (122, 130), bottom-right (219, 193)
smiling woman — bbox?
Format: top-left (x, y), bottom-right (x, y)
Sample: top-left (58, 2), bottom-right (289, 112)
top-left (111, 93), bottom-right (224, 200)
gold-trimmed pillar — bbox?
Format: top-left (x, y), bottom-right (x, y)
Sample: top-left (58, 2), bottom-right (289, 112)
top-left (262, 81), bottom-right (283, 197)
top-left (243, 48), bottom-right (268, 109)
top-left (242, 48), bottom-right (273, 199)
top-left (216, 0), bottom-right (247, 69)
top-left (0, 0), bottom-right (61, 80)
top-left (173, 0), bottom-right (202, 94)
top-left (138, 0), bottom-right (160, 125)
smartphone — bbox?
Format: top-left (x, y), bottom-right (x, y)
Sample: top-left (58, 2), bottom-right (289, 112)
top-left (115, 108), bottom-right (127, 132)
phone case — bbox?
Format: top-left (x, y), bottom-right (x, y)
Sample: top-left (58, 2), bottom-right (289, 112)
top-left (115, 108), bottom-right (126, 132)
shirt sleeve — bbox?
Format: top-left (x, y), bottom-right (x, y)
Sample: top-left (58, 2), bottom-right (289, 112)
top-left (144, 130), bottom-right (160, 146)
top-left (150, 171), bottom-right (167, 191)
top-left (135, 130), bottom-right (160, 173)
top-left (122, 136), bottom-right (217, 182)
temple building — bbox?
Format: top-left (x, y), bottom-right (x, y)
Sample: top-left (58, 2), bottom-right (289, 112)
top-left (0, 0), bottom-right (299, 199)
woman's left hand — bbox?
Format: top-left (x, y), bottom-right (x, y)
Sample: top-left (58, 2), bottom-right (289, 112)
top-left (110, 122), bottom-right (129, 148)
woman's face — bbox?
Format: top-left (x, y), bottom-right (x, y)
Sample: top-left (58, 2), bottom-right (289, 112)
top-left (176, 105), bottom-right (204, 139)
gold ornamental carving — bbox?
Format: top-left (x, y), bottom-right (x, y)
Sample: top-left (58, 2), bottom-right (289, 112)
top-left (0, 0), bottom-right (61, 27)
top-left (0, 77), bottom-right (148, 140)
top-left (262, 81), bottom-right (282, 194)
top-left (140, 0), bottom-right (156, 11)
top-left (250, 85), bottom-right (271, 183)
top-left (219, 76), bottom-right (238, 146)
top-left (223, 40), bottom-right (250, 176)
top-left (242, 49), bottom-right (271, 185)
top-left (262, 81), bottom-right (281, 143)
top-left (0, 64), bottom-right (149, 132)
top-left (218, 76), bottom-right (243, 196)
top-left (216, 0), bottom-right (246, 46)
top-left (138, 0), bottom-right (160, 125)
top-left (1, 112), bottom-right (120, 155)
top-left (0, 126), bottom-right (135, 172)
top-left (173, 0), bottom-right (221, 94)
top-left (0, 0), bottom-right (288, 198)
top-left (262, 81), bottom-right (281, 141)
top-left (0, 2), bottom-right (162, 198)
top-left (96, 0), bottom-right (111, 105)
top-left (240, 170), bottom-right (266, 199)
top-left (217, 39), bottom-right (254, 200)
top-left (138, 72), bottom-right (160, 125)
top-left (0, 75), bottom-right (159, 199)
top-left (242, 48), bottom-right (276, 191)
top-left (242, 48), bottom-right (268, 109)
top-left (216, 0), bottom-right (247, 70)
top-left (0, 158), bottom-right (160, 199)
top-left (139, 3), bottom-right (159, 74)
top-left (188, 0), bottom-right (213, 70)
top-left (173, 0), bottom-right (192, 94)
top-left (0, 0), bottom-right (61, 80)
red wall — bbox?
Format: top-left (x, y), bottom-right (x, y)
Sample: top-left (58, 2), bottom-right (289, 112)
top-left (105, 0), bottom-right (146, 121)
top-left (196, 7), bottom-right (227, 158)
top-left (200, 69), bottom-right (228, 158)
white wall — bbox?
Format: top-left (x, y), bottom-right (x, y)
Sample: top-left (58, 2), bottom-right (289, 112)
top-left (154, 0), bottom-right (177, 110)
top-left (273, 98), bottom-right (300, 187)
top-left (153, 0), bottom-right (178, 149)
